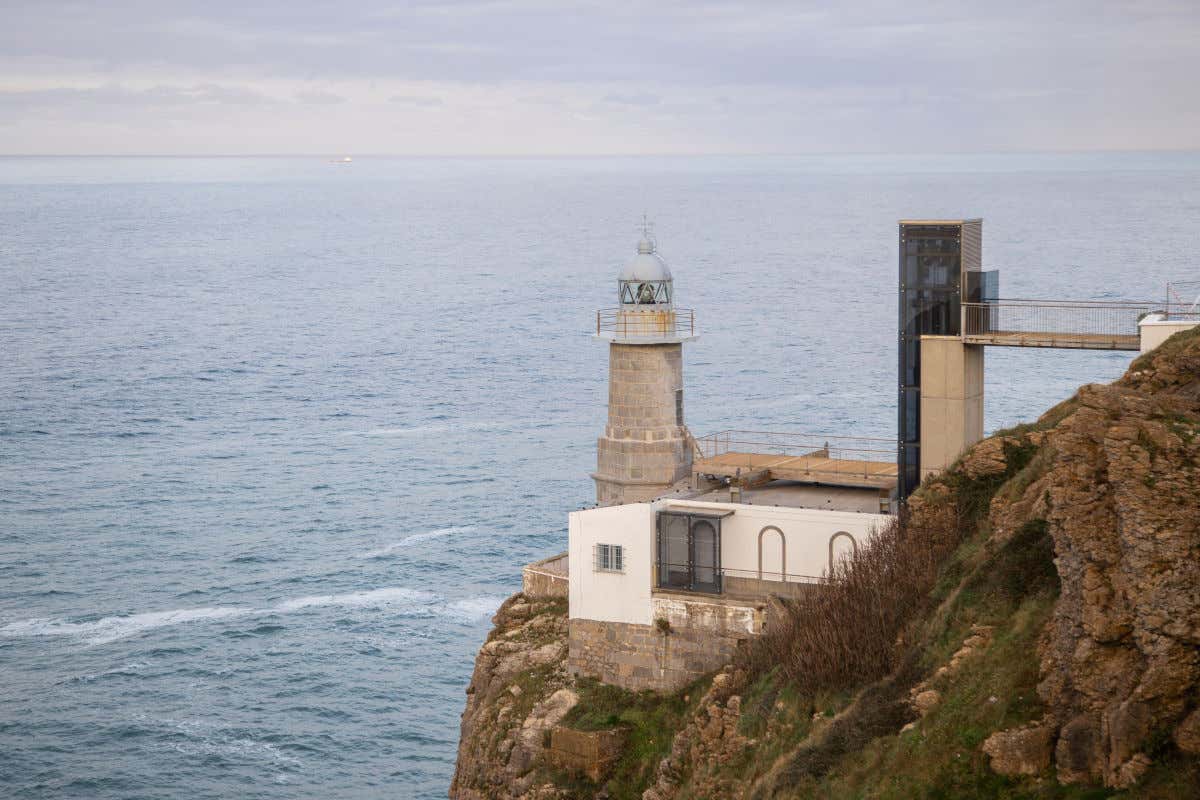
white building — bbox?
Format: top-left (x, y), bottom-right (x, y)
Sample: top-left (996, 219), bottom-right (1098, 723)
top-left (569, 493), bottom-right (886, 630)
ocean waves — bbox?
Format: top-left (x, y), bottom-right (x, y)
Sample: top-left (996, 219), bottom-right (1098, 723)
top-left (359, 526), bottom-right (475, 559)
top-left (1, 586), bottom-right (499, 646)
top-left (340, 421), bottom-right (502, 438)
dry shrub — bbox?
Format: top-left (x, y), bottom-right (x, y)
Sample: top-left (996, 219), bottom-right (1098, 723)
top-left (746, 500), bottom-right (964, 696)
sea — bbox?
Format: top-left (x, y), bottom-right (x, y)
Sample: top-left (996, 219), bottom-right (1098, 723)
top-left (2, 153), bottom-right (1198, 799)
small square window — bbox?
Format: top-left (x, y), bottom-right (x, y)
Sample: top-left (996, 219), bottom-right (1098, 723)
top-left (594, 543), bottom-right (624, 573)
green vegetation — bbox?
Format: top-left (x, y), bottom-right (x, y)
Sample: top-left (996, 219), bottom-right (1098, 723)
top-left (557, 676), bottom-right (707, 800)
top-left (992, 396), bottom-right (1080, 440)
top-left (943, 437), bottom-right (1039, 525)
top-left (710, 435), bottom-right (1199, 800)
top-left (795, 517), bottom-right (1061, 799)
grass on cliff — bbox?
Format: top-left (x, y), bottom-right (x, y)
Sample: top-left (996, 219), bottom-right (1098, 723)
top-left (786, 509), bottom-right (1200, 799)
top-left (644, 444), bottom-right (1051, 799)
top-left (787, 516), bottom-right (1060, 799)
top-left (735, 436), bottom-right (1200, 799)
top-left (700, 508), bottom-right (1061, 799)
top-left (553, 676), bottom-right (708, 800)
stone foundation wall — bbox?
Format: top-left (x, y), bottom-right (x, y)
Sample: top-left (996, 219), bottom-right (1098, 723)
top-left (548, 726), bottom-right (628, 782)
top-left (521, 552), bottom-right (569, 599)
top-left (567, 595), bottom-right (761, 692)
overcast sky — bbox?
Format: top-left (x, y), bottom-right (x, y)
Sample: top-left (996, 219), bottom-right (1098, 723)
top-left (2, 0), bottom-right (1199, 155)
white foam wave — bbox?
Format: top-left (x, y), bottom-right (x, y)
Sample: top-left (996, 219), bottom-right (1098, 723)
top-left (2, 606), bottom-right (255, 645)
top-left (440, 595), bottom-right (507, 622)
top-left (360, 526), bottom-right (474, 558)
top-left (168, 737), bottom-right (302, 767)
top-left (365, 426), bottom-right (431, 436)
top-left (272, 586), bottom-right (434, 613)
top-left (139, 715), bottom-right (303, 767)
top-left (1, 586), bottom-right (439, 645)
top-left (341, 421), bottom-right (500, 438)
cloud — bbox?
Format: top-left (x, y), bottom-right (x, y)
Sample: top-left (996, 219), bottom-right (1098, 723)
top-left (603, 92), bottom-right (660, 107)
top-left (388, 95), bottom-right (444, 107)
top-left (0, 1), bottom-right (1197, 153)
top-left (295, 89), bottom-right (346, 105)
top-left (0, 83), bottom-right (275, 111)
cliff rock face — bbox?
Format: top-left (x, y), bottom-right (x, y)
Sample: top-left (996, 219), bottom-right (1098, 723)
top-left (451, 328), bottom-right (1200, 797)
top-left (642, 667), bottom-right (751, 800)
top-left (984, 329), bottom-right (1200, 787)
top-left (451, 595), bottom-right (573, 800)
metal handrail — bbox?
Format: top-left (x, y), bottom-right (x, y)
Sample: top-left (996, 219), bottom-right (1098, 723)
top-left (595, 308), bottom-right (695, 337)
top-left (693, 429), bottom-right (895, 463)
top-left (981, 297), bottom-right (1166, 307)
top-left (961, 298), bottom-right (1200, 350)
top-left (962, 300), bottom-right (1162, 339)
top-left (720, 566), bottom-right (828, 585)
top-left (655, 563), bottom-right (830, 595)
top-left (1166, 281), bottom-right (1200, 320)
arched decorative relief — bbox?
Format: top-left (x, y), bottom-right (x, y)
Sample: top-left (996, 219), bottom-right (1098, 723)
top-left (757, 525), bottom-right (786, 581)
top-left (828, 531), bottom-right (857, 572)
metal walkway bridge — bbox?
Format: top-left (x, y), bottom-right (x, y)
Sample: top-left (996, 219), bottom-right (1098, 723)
top-left (963, 297), bottom-right (1199, 350)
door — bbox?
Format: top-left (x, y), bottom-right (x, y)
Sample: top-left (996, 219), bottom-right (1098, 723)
top-left (657, 513), bottom-right (691, 590)
top-left (690, 519), bottom-right (720, 593)
top-left (656, 512), bottom-right (723, 594)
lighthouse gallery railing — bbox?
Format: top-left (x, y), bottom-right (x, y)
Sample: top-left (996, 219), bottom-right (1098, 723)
top-left (596, 308), bottom-right (695, 338)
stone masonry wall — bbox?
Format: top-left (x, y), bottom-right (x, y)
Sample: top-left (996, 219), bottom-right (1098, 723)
top-left (521, 552), bottom-right (569, 599)
top-left (605, 343), bottom-right (684, 434)
top-left (547, 727), bottom-right (628, 782)
top-left (593, 342), bottom-right (692, 506)
top-left (567, 595), bottom-right (760, 692)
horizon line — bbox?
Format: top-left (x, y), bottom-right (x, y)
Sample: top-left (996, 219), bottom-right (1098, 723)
top-left (2, 147), bottom-right (1200, 159)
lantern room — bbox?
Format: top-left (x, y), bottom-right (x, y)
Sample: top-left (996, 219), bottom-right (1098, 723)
top-left (618, 237), bottom-right (673, 309)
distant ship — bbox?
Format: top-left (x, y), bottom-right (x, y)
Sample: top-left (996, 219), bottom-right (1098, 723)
top-left (329, 156), bottom-right (353, 164)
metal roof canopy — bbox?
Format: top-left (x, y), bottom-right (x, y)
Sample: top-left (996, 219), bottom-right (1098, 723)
top-left (660, 506), bottom-right (736, 519)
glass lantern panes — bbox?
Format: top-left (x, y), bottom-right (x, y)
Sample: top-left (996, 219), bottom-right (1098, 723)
top-left (619, 280), bottom-right (671, 307)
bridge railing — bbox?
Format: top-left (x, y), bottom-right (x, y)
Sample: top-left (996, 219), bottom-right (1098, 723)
top-left (1166, 281), bottom-right (1200, 319)
top-left (962, 299), bottom-right (1159, 343)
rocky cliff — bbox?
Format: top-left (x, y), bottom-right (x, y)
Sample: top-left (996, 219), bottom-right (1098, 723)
top-left (450, 595), bottom-right (575, 800)
top-left (451, 327), bottom-right (1200, 799)
top-left (985, 326), bottom-right (1200, 788)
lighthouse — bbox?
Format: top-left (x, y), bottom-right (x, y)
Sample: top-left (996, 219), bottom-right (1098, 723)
top-left (591, 229), bottom-right (697, 506)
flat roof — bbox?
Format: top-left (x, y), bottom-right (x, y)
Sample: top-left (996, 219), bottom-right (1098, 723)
top-left (657, 480), bottom-right (888, 514)
top-left (898, 218), bottom-right (982, 225)
top-left (693, 450), bottom-right (898, 492)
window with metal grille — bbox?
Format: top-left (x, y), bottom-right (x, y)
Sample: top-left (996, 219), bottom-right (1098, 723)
top-left (593, 543), bottom-right (624, 573)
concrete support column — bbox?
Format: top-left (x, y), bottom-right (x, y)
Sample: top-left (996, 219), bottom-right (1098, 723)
top-left (919, 335), bottom-right (984, 480)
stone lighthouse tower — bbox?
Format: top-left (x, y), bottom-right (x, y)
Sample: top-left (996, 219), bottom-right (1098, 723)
top-left (591, 230), bottom-right (696, 506)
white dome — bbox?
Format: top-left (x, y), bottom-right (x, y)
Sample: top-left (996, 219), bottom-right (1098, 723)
top-left (618, 238), bottom-right (672, 282)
